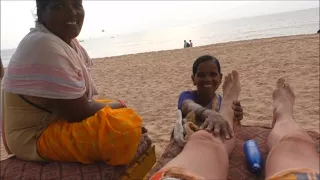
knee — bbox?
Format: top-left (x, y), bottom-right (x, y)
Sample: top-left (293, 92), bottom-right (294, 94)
top-left (269, 130), bottom-right (316, 154)
top-left (189, 130), bottom-right (220, 141)
top-left (187, 130), bottom-right (225, 148)
top-left (279, 131), bottom-right (315, 145)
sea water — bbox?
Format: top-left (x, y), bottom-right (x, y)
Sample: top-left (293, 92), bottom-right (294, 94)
top-left (1, 8), bottom-right (319, 67)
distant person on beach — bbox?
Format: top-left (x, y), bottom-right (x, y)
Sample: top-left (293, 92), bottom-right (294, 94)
top-left (151, 75), bottom-right (320, 180)
top-left (1, 0), bottom-right (144, 165)
top-left (184, 40), bottom-right (190, 48)
top-left (189, 40), bottom-right (193, 47)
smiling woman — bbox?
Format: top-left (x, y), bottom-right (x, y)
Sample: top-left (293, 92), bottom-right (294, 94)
top-left (177, 55), bottom-right (244, 152)
top-left (36, 0), bottom-right (85, 46)
top-left (1, 0), bottom-right (144, 165)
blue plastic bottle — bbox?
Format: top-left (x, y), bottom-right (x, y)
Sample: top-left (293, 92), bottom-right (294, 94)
top-left (243, 140), bottom-right (264, 175)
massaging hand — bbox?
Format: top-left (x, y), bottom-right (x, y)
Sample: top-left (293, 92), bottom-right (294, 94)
top-left (199, 110), bottom-right (233, 140)
top-left (232, 100), bottom-right (243, 122)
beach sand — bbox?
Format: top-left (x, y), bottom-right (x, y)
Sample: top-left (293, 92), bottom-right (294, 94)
top-left (1, 34), bottom-right (319, 160)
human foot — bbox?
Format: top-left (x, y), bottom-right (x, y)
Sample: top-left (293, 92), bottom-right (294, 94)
top-left (222, 70), bottom-right (241, 126)
top-left (272, 78), bottom-right (295, 127)
top-left (222, 70), bottom-right (241, 102)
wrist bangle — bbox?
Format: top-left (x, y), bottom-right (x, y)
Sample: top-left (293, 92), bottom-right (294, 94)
top-left (118, 100), bottom-right (127, 108)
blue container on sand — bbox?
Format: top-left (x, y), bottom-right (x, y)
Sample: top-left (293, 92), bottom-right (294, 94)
top-left (243, 140), bottom-right (264, 176)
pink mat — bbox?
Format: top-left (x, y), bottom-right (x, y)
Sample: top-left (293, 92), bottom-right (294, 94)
top-left (0, 134), bottom-right (152, 180)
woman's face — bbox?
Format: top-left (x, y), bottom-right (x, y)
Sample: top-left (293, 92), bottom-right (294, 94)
top-left (192, 61), bottom-right (222, 95)
top-left (40, 0), bottom-right (84, 43)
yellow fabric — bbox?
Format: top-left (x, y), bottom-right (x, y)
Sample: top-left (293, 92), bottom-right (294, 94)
top-left (122, 145), bottom-right (156, 180)
top-left (37, 99), bottom-right (142, 165)
top-left (267, 168), bottom-right (319, 180)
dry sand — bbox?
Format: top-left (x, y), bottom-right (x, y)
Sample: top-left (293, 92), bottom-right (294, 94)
top-left (1, 34), bottom-right (319, 160)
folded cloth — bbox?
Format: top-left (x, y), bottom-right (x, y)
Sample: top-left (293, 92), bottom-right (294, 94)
top-left (173, 110), bottom-right (199, 148)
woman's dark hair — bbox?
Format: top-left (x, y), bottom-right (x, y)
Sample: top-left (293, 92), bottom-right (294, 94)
top-left (192, 55), bottom-right (221, 75)
top-left (36, 0), bottom-right (51, 23)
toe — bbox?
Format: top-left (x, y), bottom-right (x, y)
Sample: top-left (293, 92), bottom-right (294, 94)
top-left (232, 70), bottom-right (239, 80)
top-left (223, 74), bottom-right (231, 90)
top-left (285, 83), bottom-right (295, 100)
top-left (284, 83), bottom-right (290, 89)
top-left (227, 73), bottom-right (232, 82)
top-left (276, 78), bottom-right (285, 88)
top-left (223, 76), bottom-right (228, 85)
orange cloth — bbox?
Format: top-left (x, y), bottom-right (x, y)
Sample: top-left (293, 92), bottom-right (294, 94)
top-left (149, 167), bottom-right (204, 180)
top-left (37, 100), bottom-right (142, 165)
top-left (267, 168), bottom-right (319, 180)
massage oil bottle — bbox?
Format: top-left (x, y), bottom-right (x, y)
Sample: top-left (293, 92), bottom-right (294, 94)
top-left (243, 140), bottom-right (264, 176)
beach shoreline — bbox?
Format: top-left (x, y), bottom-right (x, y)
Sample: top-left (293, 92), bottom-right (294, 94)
top-left (91, 33), bottom-right (319, 60)
top-left (1, 34), bottom-right (319, 159)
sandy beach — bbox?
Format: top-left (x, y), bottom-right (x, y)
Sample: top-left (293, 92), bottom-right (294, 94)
top-left (90, 34), bottom-right (319, 158)
top-left (1, 34), bottom-right (319, 160)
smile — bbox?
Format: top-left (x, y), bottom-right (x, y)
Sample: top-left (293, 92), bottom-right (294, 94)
top-left (66, 21), bottom-right (77, 25)
top-left (204, 85), bottom-right (212, 88)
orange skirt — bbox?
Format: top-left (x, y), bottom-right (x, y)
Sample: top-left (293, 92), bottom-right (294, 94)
top-left (37, 99), bottom-right (142, 165)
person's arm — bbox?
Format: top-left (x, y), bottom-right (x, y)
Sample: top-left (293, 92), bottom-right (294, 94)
top-left (46, 94), bottom-right (129, 123)
top-left (181, 99), bottom-right (213, 122)
top-left (181, 97), bottom-right (232, 139)
top-left (0, 57), bottom-right (4, 79)
top-left (46, 95), bottom-right (107, 122)
top-left (178, 91), bottom-right (212, 121)
top-left (179, 92), bottom-right (243, 121)
top-left (106, 101), bottom-right (124, 109)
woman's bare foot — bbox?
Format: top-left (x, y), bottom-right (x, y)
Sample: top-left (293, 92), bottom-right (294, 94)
top-left (271, 78), bottom-right (295, 127)
top-left (222, 70), bottom-right (241, 102)
top-left (221, 70), bottom-right (241, 127)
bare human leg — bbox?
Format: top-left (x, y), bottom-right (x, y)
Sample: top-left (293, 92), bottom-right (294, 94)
top-left (159, 70), bottom-right (241, 179)
top-left (266, 78), bottom-right (319, 179)
top-left (221, 70), bottom-right (241, 154)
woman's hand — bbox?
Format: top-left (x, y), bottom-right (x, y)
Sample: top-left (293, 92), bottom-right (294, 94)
top-left (232, 100), bottom-right (243, 122)
top-left (199, 110), bottom-right (233, 140)
top-left (107, 102), bottom-right (125, 109)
